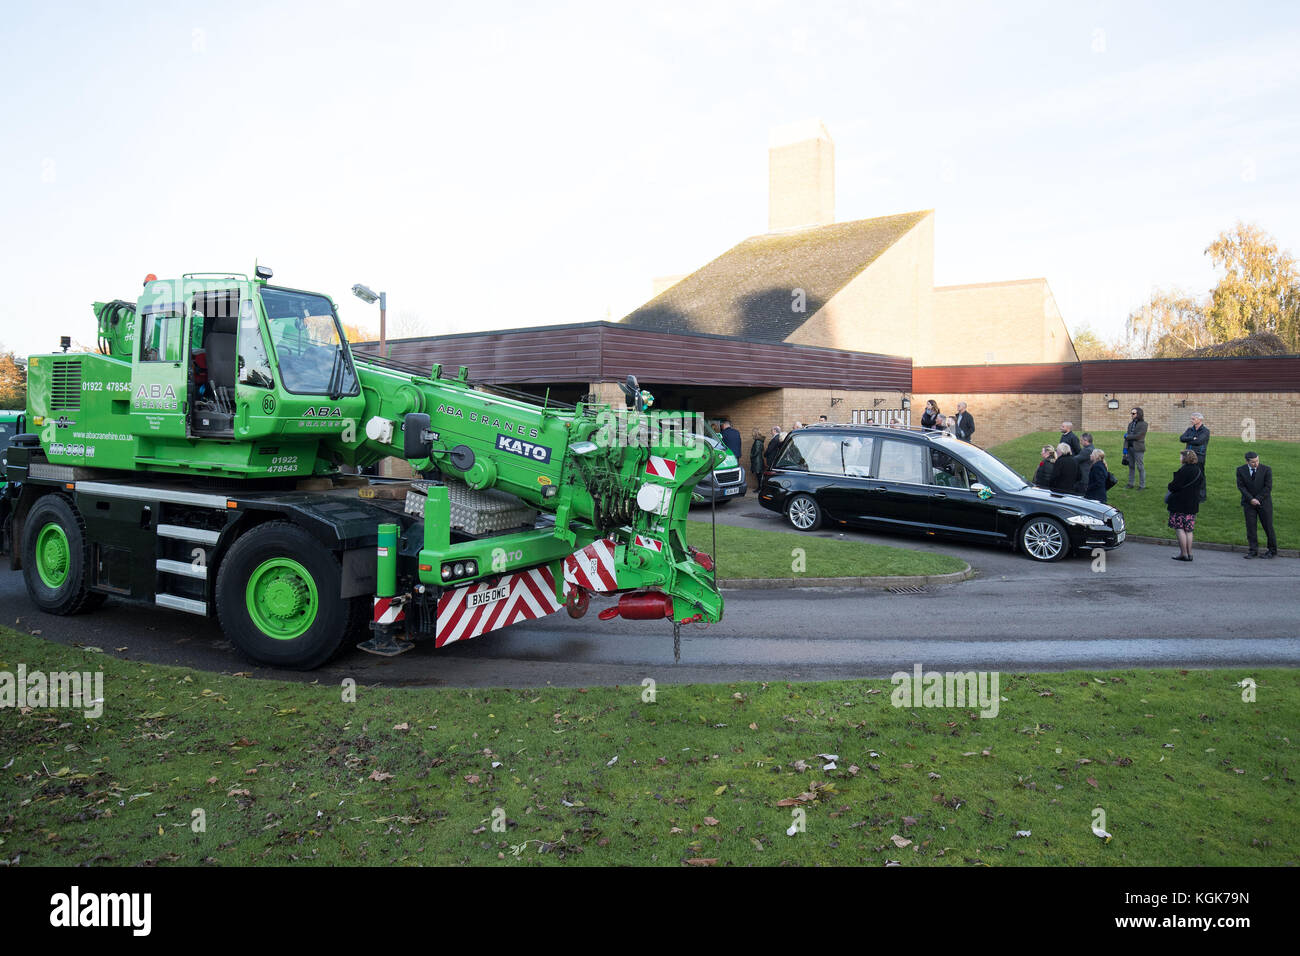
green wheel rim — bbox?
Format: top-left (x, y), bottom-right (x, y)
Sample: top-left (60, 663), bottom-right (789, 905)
top-left (245, 557), bottom-right (320, 641)
top-left (35, 521), bottom-right (71, 589)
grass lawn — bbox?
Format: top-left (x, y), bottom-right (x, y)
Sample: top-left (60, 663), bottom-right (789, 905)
top-left (686, 518), bottom-right (967, 579)
top-left (1, 630), bottom-right (1294, 866)
top-left (988, 431), bottom-right (1298, 548)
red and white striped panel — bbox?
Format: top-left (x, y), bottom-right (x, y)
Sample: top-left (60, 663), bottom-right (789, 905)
top-left (644, 455), bottom-right (678, 480)
top-left (373, 595), bottom-right (406, 625)
top-left (634, 534), bottom-right (663, 553)
top-left (563, 538), bottom-right (620, 593)
top-left (435, 566), bottom-right (564, 648)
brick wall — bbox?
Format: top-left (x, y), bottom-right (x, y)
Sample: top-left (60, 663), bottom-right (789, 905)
top-left (1082, 392), bottom-right (1300, 442)
top-left (914, 392), bottom-right (1082, 448)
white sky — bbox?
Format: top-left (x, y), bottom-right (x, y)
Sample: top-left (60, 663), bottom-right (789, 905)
top-left (2, 0), bottom-right (1297, 357)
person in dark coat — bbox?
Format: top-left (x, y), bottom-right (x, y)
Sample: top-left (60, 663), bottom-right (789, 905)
top-left (1033, 445), bottom-right (1057, 488)
top-left (749, 429), bottom-right (766, 489)
top-left (1123, 406), bottom-right (1148, 489)
top-left (719, 419), bottom-right (742, 459)
top-left (1085, 449), bottom-right (1111, 503)
top-left (1237, 451), bottom-right (1277, 557)
top-left (954, 402), bottom-right (975, 443)
top-left (1167, 450), bottom-right (1203, 561)
top-left (1179, 413), bottom-right (1209, 502)
top-left (1059, 422), bottom-right (1080, 456)
top-left (920, 400), bottom-right (940, 430)
top-left (1048, 442), bottom-right (1079, 493)
top-left (763, 426), bottom-right (783, 470)
top-left (1072, 432), bottom-right (1099, 494)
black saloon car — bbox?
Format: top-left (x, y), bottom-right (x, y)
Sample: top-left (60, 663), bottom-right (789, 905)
top-left (757, 424), bottom-right (1125, 561)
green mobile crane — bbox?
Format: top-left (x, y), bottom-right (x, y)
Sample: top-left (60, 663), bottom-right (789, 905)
top-left (4, 267), bottom-right (724, 669)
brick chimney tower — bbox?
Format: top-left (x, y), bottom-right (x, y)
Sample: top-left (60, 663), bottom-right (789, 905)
top-left (768, 120), bottom-right (835, 232)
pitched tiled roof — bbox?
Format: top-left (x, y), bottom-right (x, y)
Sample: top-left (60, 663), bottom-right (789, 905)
top-left (620, 210), bottom-right (931, 342)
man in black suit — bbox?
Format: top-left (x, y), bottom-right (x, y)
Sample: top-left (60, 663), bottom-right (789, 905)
top-left (1237, 451), bottom-right (1277, 558)
top-left (954, 402), bottom-right (975, 443)
top-left (1059, 422), bottom-right (1080, 456)
top-left (1180, 413), bottom-right (1210, 502)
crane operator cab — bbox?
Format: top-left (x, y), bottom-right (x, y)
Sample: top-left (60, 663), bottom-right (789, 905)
top-left (130, 274), bottom-right (358, 443)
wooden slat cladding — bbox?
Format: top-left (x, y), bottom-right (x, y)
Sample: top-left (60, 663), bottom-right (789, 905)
top-left (600, 327), bottom-right (910, 389)
top-left (379, 327), bottom-right (603, 384)
top-left (913, 363), bottom-right (1083, 394)
top-left (916, 356), bottom-right (1300, 394)
top-left (1082, 356), bottom-right (1300, 392)
top-left (360, 323), bottom-right (911, 390)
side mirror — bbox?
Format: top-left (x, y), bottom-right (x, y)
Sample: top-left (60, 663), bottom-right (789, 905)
top-left (403, 412), bottom-right (431, 459)
top-left (618, 374), bottom-right (640, 410)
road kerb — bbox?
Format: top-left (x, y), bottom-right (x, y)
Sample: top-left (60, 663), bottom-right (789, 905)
top-left (717, 563), bottom-right (975, 590)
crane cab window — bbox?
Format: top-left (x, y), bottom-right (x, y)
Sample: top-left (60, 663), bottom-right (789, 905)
top-left (260, 287), bottom-right (357, 396)
top-left (139, 310), bottom-right (185, 362)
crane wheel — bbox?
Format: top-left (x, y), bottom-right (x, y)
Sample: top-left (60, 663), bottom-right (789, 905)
top-left (22, 494), bottom-right (102, 615)
top-left (216, 521), bottom-right (349, 670)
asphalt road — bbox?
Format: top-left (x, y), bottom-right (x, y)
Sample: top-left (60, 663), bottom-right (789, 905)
top-left (3, 502), bottom-right (1297, 686)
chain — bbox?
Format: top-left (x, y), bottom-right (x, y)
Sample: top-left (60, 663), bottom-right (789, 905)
top-left (673, 621), bottom-right (681, 664)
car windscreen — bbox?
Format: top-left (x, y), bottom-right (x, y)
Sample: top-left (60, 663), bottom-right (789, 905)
top-left (950, 442), bottom-right (1029, 491)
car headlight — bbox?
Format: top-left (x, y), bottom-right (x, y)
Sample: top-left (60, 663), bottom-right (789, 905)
top-left (1065, 514), bottom-right (1106, 527)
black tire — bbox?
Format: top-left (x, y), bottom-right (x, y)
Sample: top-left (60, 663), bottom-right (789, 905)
top-left (21, 494), bottom-right (101, 614)
top-left (1019, 516), bottom-right (1069, 562)
top-left (786, 493), bottom-right (823, 532)
top-left (215, 521), bottom-right (349, 670)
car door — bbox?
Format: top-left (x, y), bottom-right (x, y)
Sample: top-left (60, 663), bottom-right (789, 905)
top-left (855, 438), bottom-right (929, 530)
top-left (817, 434), bottom-right (877, 522)
top-left (925, 448), bottom-right (1002, 540)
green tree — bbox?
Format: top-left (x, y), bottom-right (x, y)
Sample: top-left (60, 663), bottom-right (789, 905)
top-left (0, 348), bottom-right (26, 409)
top-left (1070, 324), bottom-right (1129, 360)
top-left (1124, 290), bottom-right (1211, 357)
top-left (1205, 222), bottom-right (1300, 350)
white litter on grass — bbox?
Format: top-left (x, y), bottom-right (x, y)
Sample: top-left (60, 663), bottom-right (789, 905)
top-left (823, 761), bottom-right (837, 771)
top-left (786, 823), bottom-right (799, 837)
top-left (817, 753), bottom-right (839, 761)
top-left (1015, 830), bottom-right (1031, 838)
top-left (1092, 825), bottom-right (1113, 841)
top-left (491, 762), bottom-right (502, 768)
top-left (606, 756), bottom-right (618, 767)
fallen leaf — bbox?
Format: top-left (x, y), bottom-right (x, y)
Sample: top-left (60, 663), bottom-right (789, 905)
top-left (463, 774), bottom-right (479, 784)
top-left (393, 722), bottom-right (410, 731)
top-left (369, 771), bottom-right (394, 782)
top-left (703, 816), bottom-right (719, 826)
top-left (683, 858), bottom-right (717, 866)
top-left (890, 834), bottom-right (912, 848)
top-left (1086, 777), bottom-right (1098, 789)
